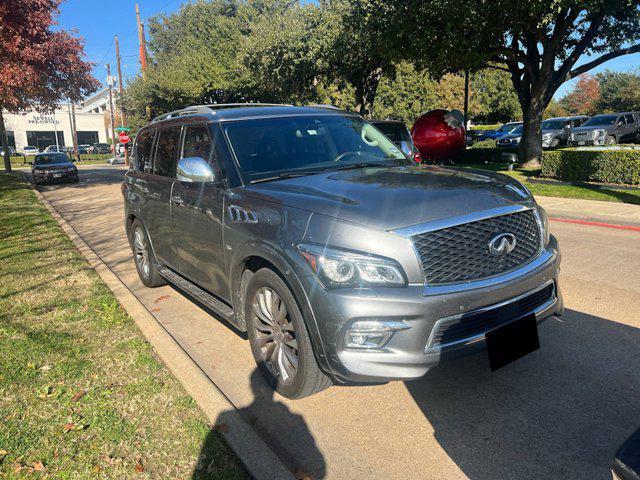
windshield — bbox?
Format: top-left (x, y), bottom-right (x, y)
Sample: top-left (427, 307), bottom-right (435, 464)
top-left (509, 125), bottom-right (524, 135)
top-left (583, 115), bottom-right (617, 127)
top-left (497, 123), bottom-right (519, 133)
top-left (34, 154), bottom-right (68, 165)
top-left (223, 115), bottom-right (409, 182)
top-left (542, 120), bottom-right (566, 130)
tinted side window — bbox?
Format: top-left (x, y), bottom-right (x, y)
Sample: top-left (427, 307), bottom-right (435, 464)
top-left (135, 130), bottom-right (155, 173)
top-left (617, 116), bottom-right (626, 125)
top-left (183, 125), bottom-right (213, 160)
top-left (154, 126), bottom-right (182, 177)
top-left (625, 114), bottom-right (635, 124)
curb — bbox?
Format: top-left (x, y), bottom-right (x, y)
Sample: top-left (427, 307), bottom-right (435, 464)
top-left (25, 174), bottom-right (295, 480)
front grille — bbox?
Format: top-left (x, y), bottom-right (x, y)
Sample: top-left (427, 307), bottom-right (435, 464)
top-left (429, 282), bottom-right (555, 348)
top-left (412, 210), bottom-right (541, 285)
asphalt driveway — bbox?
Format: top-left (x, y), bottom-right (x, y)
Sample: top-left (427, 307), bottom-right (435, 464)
top-left (36, 165), bottom-right (640, 480)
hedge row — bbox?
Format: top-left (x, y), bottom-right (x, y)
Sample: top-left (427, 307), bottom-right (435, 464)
top-left (541, 149), bottom-right (640, 185)
top-left (9, 153), bottom-right (111, 164)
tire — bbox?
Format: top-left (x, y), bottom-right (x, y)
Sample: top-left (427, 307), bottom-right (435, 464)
top-left (606, 135), bottom-right (617, 146)
top-left (550, 137), bottom-right (560, 148)
top-left (129, 219), bottom-right (166, 288)
top-left (245, 268), bottom-right (331, 399)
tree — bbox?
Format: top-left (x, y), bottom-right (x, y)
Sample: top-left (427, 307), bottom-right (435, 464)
top-left (0, 0), bottom-right (99, 172)
top-left (391, 0), bottom-right (640, 167)
top-left (559, 74), bottom-right (600, 115)
top-left (596, 69), bottom-right (640, 112)
top-left (544, 99), bottom-right (569, 119)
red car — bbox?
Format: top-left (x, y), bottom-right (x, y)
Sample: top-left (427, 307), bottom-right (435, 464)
top-left (411, 109), bottom-right (466, 162)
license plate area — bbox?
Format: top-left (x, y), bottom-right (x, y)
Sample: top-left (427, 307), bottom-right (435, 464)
top-left (486, 314), bottom-right (539, 371)
top-left (578, 141), bottom-right (585, 145)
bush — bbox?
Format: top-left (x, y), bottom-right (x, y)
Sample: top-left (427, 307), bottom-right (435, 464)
top-left (542, 149), bottom-right (640, 185)
top-left (9, 153), bottom-right (111, 165)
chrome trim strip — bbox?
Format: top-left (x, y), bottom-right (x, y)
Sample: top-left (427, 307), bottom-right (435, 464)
top-left (391, 204), bottom-right (532, 238)
top-left (424, 280), bottom-right (556, 354)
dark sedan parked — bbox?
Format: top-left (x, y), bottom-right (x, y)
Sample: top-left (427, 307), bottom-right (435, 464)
top-left (31, 153), bottom-right (79, 185)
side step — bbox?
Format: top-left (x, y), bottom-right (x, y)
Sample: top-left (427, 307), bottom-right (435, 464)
top-left (158, 266), bottom-right (235, 322)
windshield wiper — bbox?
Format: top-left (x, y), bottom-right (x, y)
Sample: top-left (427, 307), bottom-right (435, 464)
top-left (250, 171), bottom-right (323, 184)
top-left (330, 161), bottom-right (402, 171)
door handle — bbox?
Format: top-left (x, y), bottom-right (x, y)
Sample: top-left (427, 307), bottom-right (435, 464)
top-left (171, 195), bottom-right (184, 205)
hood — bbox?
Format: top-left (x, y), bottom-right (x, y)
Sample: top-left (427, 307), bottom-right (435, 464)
top-left (542, 128), bottom-right (563, 135)
top-left (572, 125), bottom-right (610, 133)
top-left (243, 165), bottom-right (533, 231)
top-left (499, 133), bottom-right (521, 140)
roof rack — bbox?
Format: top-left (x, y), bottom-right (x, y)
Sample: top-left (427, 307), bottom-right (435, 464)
top-left (150, 103), bottom-right (290, 123)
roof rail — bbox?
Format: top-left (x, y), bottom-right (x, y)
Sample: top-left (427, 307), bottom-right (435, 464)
top-left (307, 104), bottom-right (340, 110)
top-left (150, 103), bottom-right (291, 123)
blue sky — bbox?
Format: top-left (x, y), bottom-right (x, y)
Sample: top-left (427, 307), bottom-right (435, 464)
top-left (57, 0), bottom-right (638, 99)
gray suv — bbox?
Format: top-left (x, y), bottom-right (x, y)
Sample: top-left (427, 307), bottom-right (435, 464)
top-left (569, 112), bottom-right (640, 146)
top-left (541, 116), bottom-right (589, 148)
top-left (123, 104), bottom-right (563, 398)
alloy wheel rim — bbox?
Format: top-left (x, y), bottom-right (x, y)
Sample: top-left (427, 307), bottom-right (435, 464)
top-left (133, 227), bottom-right (150, 279)
top-left (252, 287), bottom-right (299, 384)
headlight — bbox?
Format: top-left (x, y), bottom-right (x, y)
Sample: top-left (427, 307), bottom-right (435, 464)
top-left (594, 129), bottom-right (606, 138)
top-left (297, 244), bottom-right (407, 288)
top-left (542, 133), bottom-right (552, 139)
top-left (514, 136), bottom-right (521, 142)
top-left (536, 206), bottom-right (550, 246)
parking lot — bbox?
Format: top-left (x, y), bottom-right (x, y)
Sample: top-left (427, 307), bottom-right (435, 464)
top-left (36, 165), bottom-right (640, 480)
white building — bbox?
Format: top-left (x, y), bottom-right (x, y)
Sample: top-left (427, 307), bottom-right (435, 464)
top-left (3, 88), bottom-right (117, 153)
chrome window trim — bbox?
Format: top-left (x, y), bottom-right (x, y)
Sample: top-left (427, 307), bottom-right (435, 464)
top-left (424, 280), bottom-right (556, 354)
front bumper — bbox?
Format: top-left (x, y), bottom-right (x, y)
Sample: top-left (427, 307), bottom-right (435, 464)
top-left (568, 138), bottom-right (605, 146)
top-left (33, 171), bottom-right (78, 183)
top-left (304, 236), bottom-right (562, 383)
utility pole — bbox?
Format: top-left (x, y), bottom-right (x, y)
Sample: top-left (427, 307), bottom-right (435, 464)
top-left (136, 4), bottom-right (148, 72)
top-left (66, 99), bottom-right (78, 160)
top-left (71, 103), bottom-right (80, 162)
top-left (106, 63), bottom-right (117, 154)
top-left (463, 69), bottom-right (470, 129)
top-left (115, 34), bottom-right (129, 165)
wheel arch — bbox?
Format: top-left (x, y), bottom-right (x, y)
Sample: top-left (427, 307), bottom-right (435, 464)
top-left (229, 243), bottom-right (335, 378)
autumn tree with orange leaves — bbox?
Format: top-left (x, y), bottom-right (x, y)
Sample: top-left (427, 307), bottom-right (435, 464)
top-left (0, 0), bottom-right (99, 172)
top-left (560, 74), bottom-right (601, 116)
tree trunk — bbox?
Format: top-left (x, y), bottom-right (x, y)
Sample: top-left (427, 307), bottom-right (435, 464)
top-left (354, 67), bottom-right (383, 117)
top-left (518, 98), bottom-right (545, 169)
top-left (0, 109), bottom-right (11, 173)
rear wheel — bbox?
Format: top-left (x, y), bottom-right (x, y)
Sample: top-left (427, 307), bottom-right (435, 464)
top-left (245, 268), bottom-right (331, 399)
top-left (606, 135), bottom-right (617, 145)
top-left (129, 219), bottom-right (166, 288)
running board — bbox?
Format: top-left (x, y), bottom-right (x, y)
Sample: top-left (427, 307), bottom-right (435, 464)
top-left (158, 266), bottom-right (235, 322)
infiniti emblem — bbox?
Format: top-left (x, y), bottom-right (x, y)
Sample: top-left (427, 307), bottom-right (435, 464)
top-left (488, 233), bottom-right (517, 256)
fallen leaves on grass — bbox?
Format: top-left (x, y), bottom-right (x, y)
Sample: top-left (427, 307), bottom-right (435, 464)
top-left (63, 422), bottom-right (88, 433)
top-left (37, 385), bottom-right (63, 399)
top-left (71, 390), bottom-right (86, 402)
top-left (134, 460), bottom-right (145, 473)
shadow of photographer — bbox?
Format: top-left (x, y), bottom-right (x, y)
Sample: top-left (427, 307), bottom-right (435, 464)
top-left (192, 368), bottom-right (326, 479)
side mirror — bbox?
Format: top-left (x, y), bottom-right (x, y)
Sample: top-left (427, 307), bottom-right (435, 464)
top-left (564, 124), bottom-right (571, 129)
top-left (176, 156), bottom-right (216, 183)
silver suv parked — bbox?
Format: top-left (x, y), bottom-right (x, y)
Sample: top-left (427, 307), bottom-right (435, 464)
top-left (123, 104), bottom-right (563, 398)
top-left (569, 112), bottom-right (640, 146)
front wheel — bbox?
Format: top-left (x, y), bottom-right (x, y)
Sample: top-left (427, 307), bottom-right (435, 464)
top-left (606, 135), bottom-right (617, 146)
top-left (245, 268), bottom-right (331, 399)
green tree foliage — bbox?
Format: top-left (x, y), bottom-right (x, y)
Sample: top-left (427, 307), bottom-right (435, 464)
top-left (596, 70), bottom-right (640, 112)
top-left (389, 0), bottom-right (640, 166)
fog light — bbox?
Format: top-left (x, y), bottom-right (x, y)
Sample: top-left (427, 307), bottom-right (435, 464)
top-left (344, 320), bottom-right (411, 349)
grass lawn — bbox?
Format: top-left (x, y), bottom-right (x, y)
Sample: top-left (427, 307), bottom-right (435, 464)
top-left (460, 163), bottom-right (640, 205)
top-left (0, 174), bottom-right (247, 479)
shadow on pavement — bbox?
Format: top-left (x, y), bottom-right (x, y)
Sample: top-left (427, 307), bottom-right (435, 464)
top-left (405, 309), bottom-right (640, 480)
top-left (192, 368), bottom-right (326, 479)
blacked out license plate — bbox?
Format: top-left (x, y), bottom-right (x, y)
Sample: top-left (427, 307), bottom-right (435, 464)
top-left (486, 314), bottom-right (539, 372)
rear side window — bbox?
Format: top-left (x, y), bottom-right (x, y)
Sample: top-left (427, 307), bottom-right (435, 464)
top-left (183, 125), bottom-right (213, 160)
top-left (625, 114), bottom-right (635, 124)
top-left (135, 130), bottom-right (155, 173)
top-left (154, 126), bottom-right (182, 177)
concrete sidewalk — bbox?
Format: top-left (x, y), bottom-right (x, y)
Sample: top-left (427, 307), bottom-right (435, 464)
top-left (537, 195), bottom-right (640, 227)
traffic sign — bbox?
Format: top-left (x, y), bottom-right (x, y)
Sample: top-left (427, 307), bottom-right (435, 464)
top-left (118, 132), bottom-right (130, 144)
top-left (115, 126), bottom-right (131, 132)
